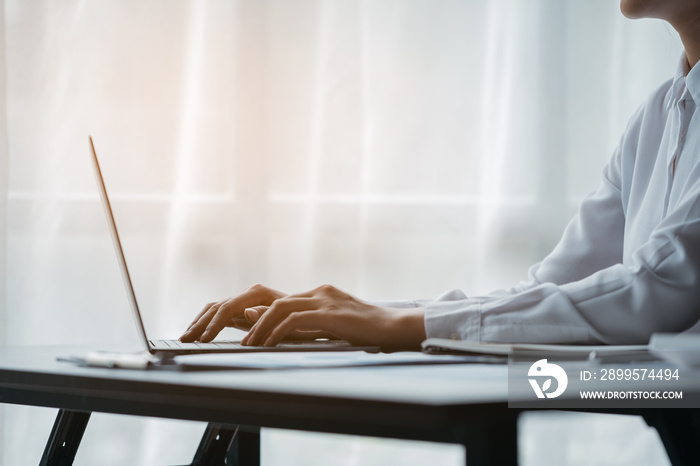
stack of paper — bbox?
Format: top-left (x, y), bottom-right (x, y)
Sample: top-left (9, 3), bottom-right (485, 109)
top-left (174, 351), bottom-right (500, 369)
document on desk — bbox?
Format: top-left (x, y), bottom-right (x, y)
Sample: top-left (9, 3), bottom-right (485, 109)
top-left (649, 333), bottom-right (700, 368)
top-left (422, 338), bottom-right (649, 360)
top-left (174, 351), bottom-right (504, 369)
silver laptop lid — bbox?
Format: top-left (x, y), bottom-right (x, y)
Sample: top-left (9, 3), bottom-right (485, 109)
top-left (89, 136), bottom-right (153, 354)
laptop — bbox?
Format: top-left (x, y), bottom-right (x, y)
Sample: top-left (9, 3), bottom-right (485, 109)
top-left (89, 136), bottom-right (379, 356)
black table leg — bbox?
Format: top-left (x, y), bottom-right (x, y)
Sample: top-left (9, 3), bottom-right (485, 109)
top-left (642, 409), bottom-right (700, 466)
top-left (39, 409), bottom-right (91, 466)
top-left (227, 427), bottom-right (261, 466)
top-left (190, 423), bottom-right (260, 466)
top-left (462, 410), bottom-right (519, 466)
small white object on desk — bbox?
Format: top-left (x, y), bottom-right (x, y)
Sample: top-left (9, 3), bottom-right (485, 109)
top-left (58, 351), bottom-right (161, 369)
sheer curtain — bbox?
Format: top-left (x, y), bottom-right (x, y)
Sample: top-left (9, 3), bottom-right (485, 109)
top-left (0, 1), bottom-right (682, 465)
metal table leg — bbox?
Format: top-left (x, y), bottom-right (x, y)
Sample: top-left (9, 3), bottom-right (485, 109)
top-left (39, 410), bottom-right (92, 466)
top-left (190, 423), bottom-right (260, 466)
top-left (227, 426), bottom-right (261, 466)
top-left (643, 409), bottom-right (700, 466)
top-left (462, 410), bottom-right (519, 466)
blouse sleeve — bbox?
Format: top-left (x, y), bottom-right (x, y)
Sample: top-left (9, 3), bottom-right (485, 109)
top-left (424, 100), bottom-right (700, 345)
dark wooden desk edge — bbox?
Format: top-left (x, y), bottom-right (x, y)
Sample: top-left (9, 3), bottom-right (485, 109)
top-left (5, 356), bottom-right (699, 466)
top-left (1, 347), bottom-right (698, 465)
top-left (0, 364), bottom-right (522, 466)
top-left (0, 366), bottom-right (514, 445)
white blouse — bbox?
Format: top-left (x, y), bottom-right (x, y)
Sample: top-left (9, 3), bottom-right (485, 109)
top-left (418, 54), bottom-right (700, 345)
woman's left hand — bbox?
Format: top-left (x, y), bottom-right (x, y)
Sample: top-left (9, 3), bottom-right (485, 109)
top-left (240, 284), bottom-right (426, 351)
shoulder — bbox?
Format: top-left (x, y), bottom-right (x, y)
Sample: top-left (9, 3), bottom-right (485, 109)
top-left (605, 78), bottom-right (673, 199)
top-left (616, 78), bottom-right (673, 162)
top-left (646, 77), bottom-right (674, 112)
top-left (626, 77), bottom-right (673, 139)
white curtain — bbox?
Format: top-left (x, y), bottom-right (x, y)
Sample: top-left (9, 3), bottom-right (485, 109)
top-left (0, 1), bottom-right (682, 465)
top-left (0, 1), bottom-right (7, 462)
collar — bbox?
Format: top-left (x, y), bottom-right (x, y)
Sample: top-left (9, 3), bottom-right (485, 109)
top-left (686, 54), bottom-right (700, 105)
top-left (669, 52), bottom-right (700, 108)
top-left (668, 54), bottom-right (688, 109)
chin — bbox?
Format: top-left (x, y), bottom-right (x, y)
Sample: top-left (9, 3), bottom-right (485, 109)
top-left (619, 0), bottom-right (656, 19)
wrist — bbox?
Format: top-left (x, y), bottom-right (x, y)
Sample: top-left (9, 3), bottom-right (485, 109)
top-left (385, 307), bottom-right (427, 351)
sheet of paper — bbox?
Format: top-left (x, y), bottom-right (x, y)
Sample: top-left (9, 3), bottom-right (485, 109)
top-left (174, 351), bottom-right (498, 369)
top-left (422, 338), bottom-right (648, 356)
top-left (649, 333), bottom-right (700, 368)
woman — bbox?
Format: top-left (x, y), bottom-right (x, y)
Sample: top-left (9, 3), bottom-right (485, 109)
top-left (180, 0), bottom-right (700, 349)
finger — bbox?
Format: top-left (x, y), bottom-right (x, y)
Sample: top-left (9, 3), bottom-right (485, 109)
top-left (186, 302), bottom-right (217, 332)
top-left (228, 305), bottom-right (268, 331)
top-left (180, 304), bottom-right (221, 342)
top-left (283, 289), bottom-right (316, 299)
top-left (281, 329), bottom-right (338, 341)
top-left (263, 311), bottom-right (327, 347)
top-left (244, 308), bottom-right (259, 322)
top-left (242, 298), bottom-right (320, 345)
top-left (201, 291), bottom-right (281, 342)
top-left (244, 305), bottom-right (269, 323)
top-left (284, 284), bottom-right (336, 300)
top-left (228, 320), bottom-right (333, 340)
top-left (181, 302), bottom-right (220, 341)
top-left (228, 315), bottom-right (253, 331)
top-left (241, 298), bottom-right (321, 346)
top-left (198, 298), bottom-right (238, 342)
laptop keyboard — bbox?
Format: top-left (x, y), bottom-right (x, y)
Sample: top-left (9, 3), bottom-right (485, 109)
top-left (150, 339), bottom-right (351, 350)
top-left (150, 340), bottom-right (243, 350)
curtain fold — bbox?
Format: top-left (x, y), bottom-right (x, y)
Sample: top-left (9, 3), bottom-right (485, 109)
top-left (0, 0), bottom-right (6, 344)
top-left (0, 0), bottom-right (6, 333)
top-left (0, 0), bottom-right (9, 461)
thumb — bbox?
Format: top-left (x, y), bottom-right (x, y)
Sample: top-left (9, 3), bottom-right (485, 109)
top-left (244, 306), bottom-right (268, 323)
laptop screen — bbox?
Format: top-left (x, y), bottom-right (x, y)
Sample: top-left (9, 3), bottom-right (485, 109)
top-left (89, 136), bottom-right (153, 354)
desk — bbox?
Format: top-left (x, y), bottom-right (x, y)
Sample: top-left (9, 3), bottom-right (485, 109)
top-left (0, 346), bottom-right (696, 466)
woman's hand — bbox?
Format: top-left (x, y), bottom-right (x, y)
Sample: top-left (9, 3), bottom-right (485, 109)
top-left (227, 306), bottom-right (339, 342)
top-left (181, 283), bottom-right (427, 350)
top-left (179, 284), bottom-right (287, 343)
top-left (240, 284), bottom-right (427, 351)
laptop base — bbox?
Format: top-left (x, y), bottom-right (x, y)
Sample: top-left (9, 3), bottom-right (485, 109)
top-left (149, 339), bottom-right (380, 355)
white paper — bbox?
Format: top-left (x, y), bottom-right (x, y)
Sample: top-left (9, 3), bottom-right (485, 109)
top-left (649, 333), bottom-right (700, 368)
top-left (174, 351), bottom-right (490, 369)
top-left (422, 338), bottom-right (648, 356)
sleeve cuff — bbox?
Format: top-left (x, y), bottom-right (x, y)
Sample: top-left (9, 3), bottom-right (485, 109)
top-left (424, 298), bottom-right (482, 341)
top-left (367, 298), bottom-right (431, 309)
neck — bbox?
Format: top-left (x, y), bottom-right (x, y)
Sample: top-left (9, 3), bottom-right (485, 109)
top-left (683, 37), bottom-right (700, 69)
top-left (673, 13), bottom-right (700, 68)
